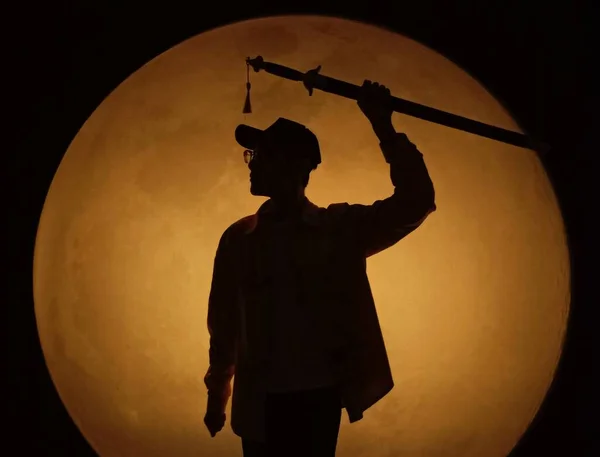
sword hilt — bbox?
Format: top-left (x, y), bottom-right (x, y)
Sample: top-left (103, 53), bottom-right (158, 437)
top-left (246, 56), bottom-right (304, 81)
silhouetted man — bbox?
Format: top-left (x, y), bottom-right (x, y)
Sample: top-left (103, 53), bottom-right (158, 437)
top-left (203, 80), bottom-right (436, 456)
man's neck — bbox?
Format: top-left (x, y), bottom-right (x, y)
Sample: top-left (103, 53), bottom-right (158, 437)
top-left (268, 192), bottom-right (307, 217)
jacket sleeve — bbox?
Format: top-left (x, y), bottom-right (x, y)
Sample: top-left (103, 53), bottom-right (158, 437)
top-left (203, 228), bottom-right (238, 414)
top-left (330, 132), bottom-right (436, 258)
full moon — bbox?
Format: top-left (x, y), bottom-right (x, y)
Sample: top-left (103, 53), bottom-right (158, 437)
top-left (33, 16), bottom-right (570, 457)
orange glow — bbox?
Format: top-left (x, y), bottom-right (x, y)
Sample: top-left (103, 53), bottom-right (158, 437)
top-left (33, 16), bottom-right (570, 457)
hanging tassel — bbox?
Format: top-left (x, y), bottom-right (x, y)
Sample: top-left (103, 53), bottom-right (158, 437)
top-left (243, 82), bottom-right (252, 114)
top-left (242, 61), bottom-right (252, 114)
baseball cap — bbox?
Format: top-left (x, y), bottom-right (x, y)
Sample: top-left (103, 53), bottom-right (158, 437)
top-left (235, 118), bottom-right (321, 169)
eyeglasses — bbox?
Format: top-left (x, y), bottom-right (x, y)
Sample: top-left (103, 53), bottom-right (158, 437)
top-left (243, 147), bottom-right (297, 165)
top-left (243, 149), bottom-right (255, 164)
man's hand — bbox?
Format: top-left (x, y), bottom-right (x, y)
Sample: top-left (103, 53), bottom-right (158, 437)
top-left (357, 80), bottom-right (395, 139)
top-left (204, 385), bottom-right (230, 437)
top-left (204, 410), bottom-right (226, 438)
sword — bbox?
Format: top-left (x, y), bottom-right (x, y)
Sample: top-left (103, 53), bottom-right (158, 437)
top-left (244, 56), bottom-right (549, 155)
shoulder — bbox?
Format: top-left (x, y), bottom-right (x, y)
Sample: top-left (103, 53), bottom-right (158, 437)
top-left (221, 214), bottom-right (257, 241)
top-left (324, 202), bottom-right (353, 223)
top-left (326, 202), bottom-right (350, 213)
top-left (213, 215), bottom-right (256, 256)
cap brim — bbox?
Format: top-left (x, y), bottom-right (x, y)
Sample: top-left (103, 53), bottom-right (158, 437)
top-left (235, 124), bottom-right (263, 150)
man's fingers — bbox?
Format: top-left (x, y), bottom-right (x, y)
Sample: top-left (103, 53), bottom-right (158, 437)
top-left (360, 80), bottom-right (390, 95)
top-left (207, 424), bottom-right (220, 437)
top-left (205, 412), bottom-right (225, 438)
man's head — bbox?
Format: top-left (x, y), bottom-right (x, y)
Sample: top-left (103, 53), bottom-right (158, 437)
top-left (235, 118), bottom-right (321, 199)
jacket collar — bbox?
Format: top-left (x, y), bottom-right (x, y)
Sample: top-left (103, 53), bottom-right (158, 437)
top-left (244, 197), bottom-right (321, 234)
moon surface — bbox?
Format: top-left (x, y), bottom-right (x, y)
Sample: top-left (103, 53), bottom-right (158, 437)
top-left (33, 16), bottom-right (570, 457)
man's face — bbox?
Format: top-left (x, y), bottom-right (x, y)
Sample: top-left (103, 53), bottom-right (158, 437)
top-left (247, 141), bottom-right (305, 197)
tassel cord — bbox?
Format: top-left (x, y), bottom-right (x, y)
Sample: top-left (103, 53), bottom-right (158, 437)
top-left (243, 60), bottom-right (252, 114)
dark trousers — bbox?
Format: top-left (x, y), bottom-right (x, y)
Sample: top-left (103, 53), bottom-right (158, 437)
top-left (241, 385), bottom-right (342, 457)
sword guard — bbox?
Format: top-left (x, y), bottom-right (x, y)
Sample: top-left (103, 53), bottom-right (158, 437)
top-left (246, 56), bottom-right (264, 73)
top-left (303, 64), bottom-right (322, 96)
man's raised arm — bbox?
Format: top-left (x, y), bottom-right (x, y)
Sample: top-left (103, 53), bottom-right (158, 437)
top-left (330, 80), bottom-right (436, 257)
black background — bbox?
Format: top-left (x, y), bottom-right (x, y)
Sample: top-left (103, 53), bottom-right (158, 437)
top-left (5, 1), bottom-right (595, 456)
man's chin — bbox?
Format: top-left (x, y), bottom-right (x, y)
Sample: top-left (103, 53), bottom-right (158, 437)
top-left (250, 183), bottom-right (269, 197)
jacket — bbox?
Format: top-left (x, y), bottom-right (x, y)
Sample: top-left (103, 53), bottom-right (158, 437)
top-left (204, 132), bottom-right (436, 442)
